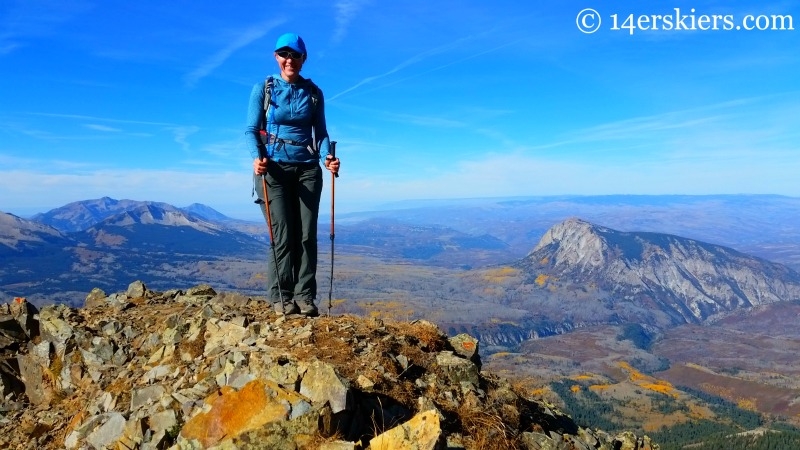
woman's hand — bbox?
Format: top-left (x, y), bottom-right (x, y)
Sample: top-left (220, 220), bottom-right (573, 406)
top-left (324, 155), bottom-right (340, 175)
top-left (253, 157), bottom-right (268, 175)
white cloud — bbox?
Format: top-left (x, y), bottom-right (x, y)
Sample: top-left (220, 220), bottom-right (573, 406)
top-left (332, 0), bottom-right (372, 45)
top-left (184, 19), bottom-right (283, 87)
top-left (168, 126), bottom-right (200, 153)
top-left (28, 112), bottom-right (177, 127)
top-left (84, 124), bottom-right (121, 132)
top-left (328, 35), bottom-right (480, 101)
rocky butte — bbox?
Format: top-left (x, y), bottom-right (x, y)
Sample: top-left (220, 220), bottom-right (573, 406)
top-left (0, 281), bottom-right (658, 449)
top-left (519, 218), bottom-right (800, 326)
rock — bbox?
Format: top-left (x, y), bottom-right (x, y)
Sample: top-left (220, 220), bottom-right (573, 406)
top-left (84, 412), bottom-right (126, 449)
top-left (0, 357), bottom-right (24, 399)
top-left (434, 351), bottom-right (480, 387)
top-left (143, 364), bottom-right (173, 383)
top-left (449, 333), bottom-right (481, 369)
top-left (203, 319), bottom-right (248, 355)
top-left (106, 293), bottom-right (130, 308)
top-left (0, 315), bottom-right (26, 350)
top-left (369, 409), bottom-right (441, 450)
top-left (126, 280), bottom-right (148, 298)
top-left (9, 297), bottom-right (39, 339)
top-left (148, 409), bottom-right (178, 434)
top-left (38, 306), bottom-right (75, 354)
top-left (613, 431), bottom-right (657, 450)
top-left (520, 431), bottom-right (557, 449)
top-left (561, 433), bottom-right (594, 450)
top-left (65, 414), bottom-right (103, 449)
top-left (299, 360), bottom-right (351, 414)
top-left (17, 352), bottom-right (54, 406)
top-left (92, 336), bottom-right (115, 362)
top-left (319, 441), bottom-right (358, 450)
top-left (356, 374), bottom-right (374, 390)
top-left (578, 427), bottom-right (600, 448)
top-left (216, 292), bottom-right (251, 308)
top-left (101, 320), bottom-right (123, 336)
top-left (180, 379), bottom-right (309, 448)
top-left (131, 385), bottom-right (166, 411)
top-left (259, 355), bottom-right (301, 388)
top-left (228, 406), bottom-right (323, 449)
top-left (186, 284), bottom-right (216, 297)
top-left (84, 288), bottom-right (107, 308)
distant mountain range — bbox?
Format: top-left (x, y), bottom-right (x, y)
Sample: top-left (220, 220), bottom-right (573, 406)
top-left (3, 201), bottom-right (258, 254)
top-left (2, 195), bottom-right (800, 336)
top-left (0, 200), bottom-right (267, 304)
top-left (1, 197), bottom-right (519, 304)
top-left (30, 196), bottom-right (261, 235)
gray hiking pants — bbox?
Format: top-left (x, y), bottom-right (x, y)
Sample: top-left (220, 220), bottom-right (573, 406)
top-left (254, 162), bottom-right (323, 304)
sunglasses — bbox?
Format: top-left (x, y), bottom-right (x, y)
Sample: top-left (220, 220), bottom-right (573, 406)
top-left (276, 50), bottom-right (304, 60)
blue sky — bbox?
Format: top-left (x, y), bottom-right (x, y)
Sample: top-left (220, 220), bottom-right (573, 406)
top-left (1, 0), bottom-right (798, 220)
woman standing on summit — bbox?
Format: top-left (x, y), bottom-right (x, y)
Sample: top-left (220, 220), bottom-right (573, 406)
top-left (245, 33), bottom-right (340, 317)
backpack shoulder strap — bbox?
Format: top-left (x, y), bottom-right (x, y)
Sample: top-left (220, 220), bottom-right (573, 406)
top-left (304, 78), bottom-right (321, 114)
top-left (258, 77), bottom-right (274, 148)
top-left (263, 76), bottom-right (274, 118)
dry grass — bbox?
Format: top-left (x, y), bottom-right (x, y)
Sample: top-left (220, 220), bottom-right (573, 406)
top-left (458, 405), bottom-right (519, 450)
top-left (302, 430), bottom-right (347, 450)
top-left (178, 329), bottom-right (206, 360)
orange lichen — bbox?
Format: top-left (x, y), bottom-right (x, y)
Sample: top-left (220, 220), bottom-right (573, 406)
top-left (180, 380), bottom-right (294, 447)
top-left (460, 341), bottom-right (476, 351)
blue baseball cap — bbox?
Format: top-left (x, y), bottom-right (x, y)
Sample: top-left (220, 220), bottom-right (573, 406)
top-left (274, 33), bottom-right (307, 55)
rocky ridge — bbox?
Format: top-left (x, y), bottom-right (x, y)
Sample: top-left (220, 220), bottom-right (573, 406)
top-left (524, 218), bottom-right (800, 324)
top-left (0, 282), bottom-right (658, 449)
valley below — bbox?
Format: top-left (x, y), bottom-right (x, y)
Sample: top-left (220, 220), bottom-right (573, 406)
top-left (484, 302), bottom-right (800, 430)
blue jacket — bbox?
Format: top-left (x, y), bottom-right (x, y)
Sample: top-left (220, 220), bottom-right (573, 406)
top-left (245, 75), bottom-right (330, 163)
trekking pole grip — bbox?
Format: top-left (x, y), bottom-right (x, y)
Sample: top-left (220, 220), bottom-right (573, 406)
top-left (330, 141), bottom-right (339, 178)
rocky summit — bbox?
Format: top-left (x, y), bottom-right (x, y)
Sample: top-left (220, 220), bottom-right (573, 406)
top-left (0, 281), bottom-right (658, 449)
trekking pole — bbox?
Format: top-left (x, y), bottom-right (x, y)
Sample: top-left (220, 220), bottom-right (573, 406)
top-left (258, 151), bottom-right (286, 315)
top-left (327, 141), bottom-right (337, 315)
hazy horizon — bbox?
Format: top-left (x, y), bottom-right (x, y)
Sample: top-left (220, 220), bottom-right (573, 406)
top-left (6, 192), bottom-right (800, 223)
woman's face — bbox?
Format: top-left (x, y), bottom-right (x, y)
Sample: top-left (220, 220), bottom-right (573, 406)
top-left (275, 49), bottom-right (305, 82)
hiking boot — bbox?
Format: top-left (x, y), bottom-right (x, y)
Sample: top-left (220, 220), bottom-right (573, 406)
top-left (273, 301), bottom-right (299, 316)
top-left (298, 300), bottom-right (319, 317)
